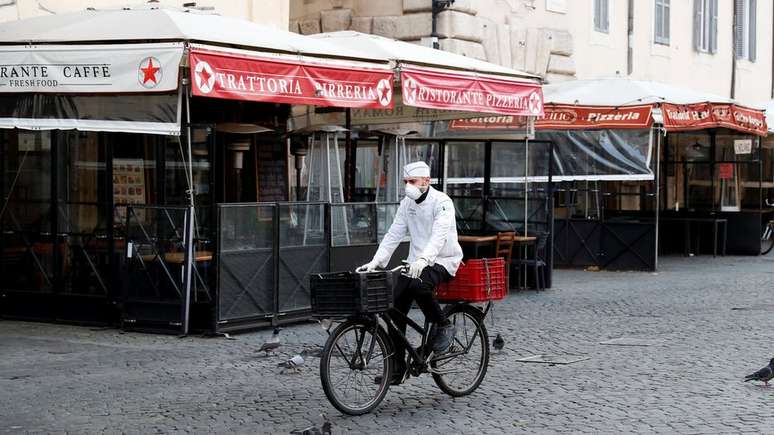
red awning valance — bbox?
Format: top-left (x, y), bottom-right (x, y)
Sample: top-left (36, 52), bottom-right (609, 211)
top-left (445, 102), bottom-right (768, 137)
top-left (537, 104), bottom-right (653, 129)
top-left (189, 46), bottom-right (394, 109)
top-left (400, 67), bottom-right (544, 116)
top-left (661, 103), bottom-right (767, 136)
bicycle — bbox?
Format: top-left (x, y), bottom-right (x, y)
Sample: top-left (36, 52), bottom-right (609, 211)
top-left (762, 199), bottom-right (774, 255)
top-left (317, 264), bottom-right (493, 416)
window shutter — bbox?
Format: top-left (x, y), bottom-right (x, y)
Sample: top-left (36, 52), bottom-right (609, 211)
top-left (693, 0), bottom-right (702, 51)
top-left (603, 0), bottom-right (609, 31)
top-left (709, 0), bottom-right (718, 53)
top-left (655, 1), bottom-right (663, 40)
top-left (594, 0), bottom-right (602, 30)
top-left (664, 0), bottom-right (670, 41)
top-left (749, 0), bottom-right (757, 61)
top-left (734, 0), bottom-right (745, 58)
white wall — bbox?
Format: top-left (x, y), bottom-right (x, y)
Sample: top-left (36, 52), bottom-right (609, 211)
top-left (0, 0), bottom-right (289, 30)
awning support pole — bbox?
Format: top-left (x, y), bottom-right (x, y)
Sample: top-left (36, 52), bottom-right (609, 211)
top-left (181, 75), bottom-right (195, 336)
top-left (654, 127), bottom-right (662, 272)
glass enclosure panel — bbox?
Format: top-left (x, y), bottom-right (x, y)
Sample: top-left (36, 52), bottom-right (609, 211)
top-left (490, 142), bottom-right (551, 234)
top-left (685, 163), bottom-right (713, 210)
top-left (715, 133), bottom-right (757, 162)
top-left (57, 131), bottom-right (110, 295)
top-left (331, 203), bottom-right (376, 246)
top-left (446, 141), bottom-right (485, 232)
top-left (111, 133), bottom-right (159, 232)
top-left (353, 140), bottom-right (379, 202)
top-left (165, 127), bottom-right (213, 240)
top-left (329, 202), bottom-right (402, 247)
top-left (0, 130), bottom-right (54, 292)
top-left (377, 203), bottom-right (399, 242)
top-left (669, 132), bottom-right (711, 162)
top-left (405, 141), bottom-right (441, 182)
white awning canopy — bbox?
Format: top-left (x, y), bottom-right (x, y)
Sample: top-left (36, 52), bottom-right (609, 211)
top-left (0, 5), bottom-right (395, 136)
top-left (543, 78), bottom-right (739, 107)
top-left (0, 5), bottom-right (388, 64)
top-left (310, 31), bottom-right (539, 81)
top-left (762, 100), bottom-right (774, 133)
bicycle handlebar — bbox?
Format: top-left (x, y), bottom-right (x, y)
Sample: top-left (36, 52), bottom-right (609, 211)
top-left (355, 261), bottom-right (410, 274)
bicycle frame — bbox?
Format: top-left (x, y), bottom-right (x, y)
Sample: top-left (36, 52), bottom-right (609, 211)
top-left (375, 301), bottom-right (492, 370)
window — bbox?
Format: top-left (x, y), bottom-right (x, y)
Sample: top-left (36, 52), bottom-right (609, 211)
top-left (735, 0), bottom-right (757, 61)
top-left (694, 0), bottom-right (718, 53)
top-left (594, 0), bottom-right (609, 33)
top-left (655, 0), bottom-right (670, 45)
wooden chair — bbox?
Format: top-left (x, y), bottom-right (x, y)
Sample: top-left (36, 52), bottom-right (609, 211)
top-left (494, 231), bottom-right (516, 292)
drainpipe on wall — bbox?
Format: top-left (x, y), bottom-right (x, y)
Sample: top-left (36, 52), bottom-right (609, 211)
top-left (731, 0), bottom-right (737, 98)
top-left (431, 0), bottom-right (455, 49)
top-left (771, 3), bottom-right (774, 98)
top-left (627, 0), bottom-right (634, 75)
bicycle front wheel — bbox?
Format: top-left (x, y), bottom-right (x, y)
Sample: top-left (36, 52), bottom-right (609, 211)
top-left (762, 225), bottom-right (774, 254)
top-left (430, 304), bottom-right (490, 397)
top-left (320, 318), bottom-right (393, 415)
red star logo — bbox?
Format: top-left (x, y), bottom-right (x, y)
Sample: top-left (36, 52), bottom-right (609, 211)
top-left (140, 58), bottom-right (160, 84)
top-left (198, 66), bottom-right (211, 85)
top-left (376, 78), bottom-right (392, 107)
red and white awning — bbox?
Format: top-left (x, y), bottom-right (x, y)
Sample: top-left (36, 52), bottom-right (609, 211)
top-left (537, 78), bottom-right (767, 136)
top-left (400, 67), bottom-right (543, 116)
top-left (309, 32), bottom-right (544, 118)
top-left (189, 45), bottom-right (394, 110)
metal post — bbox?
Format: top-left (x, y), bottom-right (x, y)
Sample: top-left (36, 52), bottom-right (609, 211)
top-left (181, 77), bottom-right (195, 336)
top-left (654, 128), bottom-right (662, 271)
top-left (524, 138), bottom-right (529, 236)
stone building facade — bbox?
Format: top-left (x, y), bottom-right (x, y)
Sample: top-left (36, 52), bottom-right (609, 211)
top-left (290, 0), bottom-right (774, 105)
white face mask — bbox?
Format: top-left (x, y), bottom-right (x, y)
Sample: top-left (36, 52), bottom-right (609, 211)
top-left (405, 183), bottom-right (423, 200)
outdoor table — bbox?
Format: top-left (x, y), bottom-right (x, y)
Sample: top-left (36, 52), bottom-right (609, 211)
top-left (458, 235), bottom-right (497, 258)
top-left (660, 217), bottom-right (727, 257)
top-left (141, 251), bottom-right (214, 264)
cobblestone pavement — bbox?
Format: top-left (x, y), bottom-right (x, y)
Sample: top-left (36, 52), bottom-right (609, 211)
top-left (3, 255), bottom-right (774, 434)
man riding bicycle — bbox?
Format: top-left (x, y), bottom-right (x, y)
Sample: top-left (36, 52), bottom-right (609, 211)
top-left (356, 161), bottom-right (463, 385)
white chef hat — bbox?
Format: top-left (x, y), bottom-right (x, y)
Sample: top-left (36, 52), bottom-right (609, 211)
top-left (403, 161), bottom-right (431, 178)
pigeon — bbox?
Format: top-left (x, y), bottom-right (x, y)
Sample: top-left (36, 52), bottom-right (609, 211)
top-left (278, 354), bottom-right (305, 373)
top-left (301, 347), bottom-right (323, 358)
top-left (493, 333), bottom-right (505, 351)
top-left (290, 413), bottom-right (331, 435)
top-left (318, 318), bottom-right (333, 334)
top-left (257, 328), bottom-right (282, 356)
top-left (744, 358), bottom-right (774, 386)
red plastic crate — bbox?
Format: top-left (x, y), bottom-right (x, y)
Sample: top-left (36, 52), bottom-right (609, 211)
top-left (436, 258), bottom-right (506, 302)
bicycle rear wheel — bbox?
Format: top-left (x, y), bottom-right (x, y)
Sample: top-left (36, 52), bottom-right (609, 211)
top-left (430, 304), bottom-right (490, 397)
top-left (762, 224), bottom-right (774, 254)
top-left (320, 318), bottom-right (393, 415)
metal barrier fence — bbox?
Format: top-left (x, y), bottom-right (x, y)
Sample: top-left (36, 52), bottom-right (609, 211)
top-left (215, 202), bottom-right (331, 332)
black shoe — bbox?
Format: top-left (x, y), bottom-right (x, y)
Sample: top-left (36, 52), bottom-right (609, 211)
top-left (431, 323), bottom-right (456, 352)
top-left (374, 363), bottom-right (406, 386)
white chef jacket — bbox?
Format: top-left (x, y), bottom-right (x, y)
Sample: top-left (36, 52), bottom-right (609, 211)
top-left (372, 186), bottom-right (464, 276)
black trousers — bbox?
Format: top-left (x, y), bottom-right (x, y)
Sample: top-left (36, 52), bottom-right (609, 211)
top-left (389, 264), bottom-right (452, 365)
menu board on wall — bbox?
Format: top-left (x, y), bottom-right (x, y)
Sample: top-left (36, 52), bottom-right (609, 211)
top-left (113, 158), bottom-right (146, 224)
top-left (256, 141), bottom-right (288, 202)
